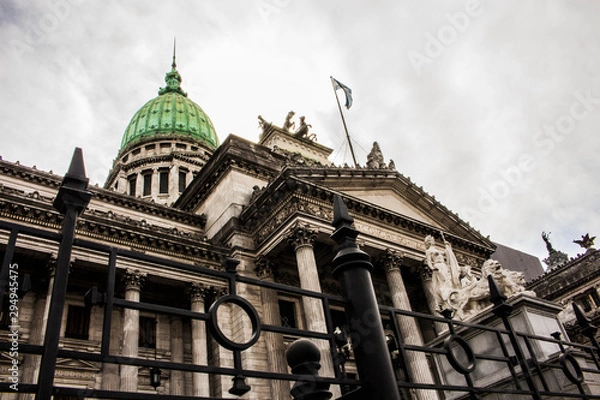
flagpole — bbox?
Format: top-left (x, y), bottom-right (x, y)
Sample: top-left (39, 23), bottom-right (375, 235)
top-left (330, 76), bottom-right (358, 168)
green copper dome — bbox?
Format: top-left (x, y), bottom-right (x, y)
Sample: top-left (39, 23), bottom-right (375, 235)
top-left (119, 57), bottom-right (219, 152)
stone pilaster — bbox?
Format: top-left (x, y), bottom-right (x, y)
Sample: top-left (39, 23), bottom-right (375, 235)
top-left (255, 257), bottom-right (288, 400)
top-left (170, 316), bottom-right (185, 395)
top-left (288, 224), bottom-right (339, 397)
top-left (380, 251), bottom-right (439, 400)
top-left (120, 269), bottom-right (146, 392)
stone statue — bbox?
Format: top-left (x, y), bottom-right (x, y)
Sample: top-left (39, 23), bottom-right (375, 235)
top-left (424, 234), bottom-right (536, 320)
top-left (541, 231), bottom-right (569, 268)
top-left (424, 235), bottom-right (461, 313)
top-left (294, 116), bottom-right (314, 140)
top-left (542, 231), bottom-right (555, 254)
top-left (258, 115), bottom-right (272, 131)
top-left (366, 142), bottom-right (387, 169)
top-left (574, 233), bottom-right (596, 250)
top-left (283, 111), bottom-right (296, 131)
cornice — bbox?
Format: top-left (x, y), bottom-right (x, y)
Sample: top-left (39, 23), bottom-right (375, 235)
top-left (0, 183), bottom-right (224, 264)
top-left (0, 159), bottom-right (206, 228)
top-left (91, 188), bottom-right (206, 228)
top-left (241, 174), bottom-right (494, 257)
top-left (0, 161), bottom-right (62, 188)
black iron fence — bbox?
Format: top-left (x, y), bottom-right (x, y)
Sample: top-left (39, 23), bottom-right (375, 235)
top-left (0, 154), bottom-right (599, 399)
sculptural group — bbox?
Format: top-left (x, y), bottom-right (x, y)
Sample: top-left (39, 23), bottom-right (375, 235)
top-left (424, 235), bottom-right (535, 320)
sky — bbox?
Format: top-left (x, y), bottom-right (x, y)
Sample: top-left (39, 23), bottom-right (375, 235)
top-left (1, 0), bottom-right (599, 266)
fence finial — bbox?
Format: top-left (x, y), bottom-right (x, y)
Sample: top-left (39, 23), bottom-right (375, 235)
top-left (287, 339), bottom-right (332, 400)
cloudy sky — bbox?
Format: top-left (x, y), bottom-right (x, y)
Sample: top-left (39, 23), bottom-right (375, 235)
top-left (1, 0), bottom-right (599, 265)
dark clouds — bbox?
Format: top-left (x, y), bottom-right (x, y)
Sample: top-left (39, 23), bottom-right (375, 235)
top-left (1, 0), bottom-right (598, 264)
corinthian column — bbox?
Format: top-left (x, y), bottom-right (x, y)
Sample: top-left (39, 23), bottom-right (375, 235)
top-left (120, 269), bottom-right (146, 392)
top-left (380, 251), bottom-right (440, 400)
top-left (187, 282), bottom-right (211, 397)
top-left (255, 258), bottom-right (288, 400)
top-left (288, 224), bottom-right (338, 397)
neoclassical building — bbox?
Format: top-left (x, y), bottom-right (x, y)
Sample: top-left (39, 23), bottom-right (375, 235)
top-left (1, 55), bottom-right (595, 400)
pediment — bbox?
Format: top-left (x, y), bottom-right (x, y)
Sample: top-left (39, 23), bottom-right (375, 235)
top-left (291, 168), bottom-right (493, 249)
top-left (342, 188), bottom-right (443, 228)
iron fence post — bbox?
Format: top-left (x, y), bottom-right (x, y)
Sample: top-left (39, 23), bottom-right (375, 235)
top-left (36, 148), bottom-right (92, 400)
top-left (330, 195), bottom-right (401, 400)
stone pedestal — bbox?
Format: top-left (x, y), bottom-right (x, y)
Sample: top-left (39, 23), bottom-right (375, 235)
top-left (381, 251), bottom-right (440, 400)
top-left (120, 269), bottom-right (146, 392)
top-left (431, 295), bottom-right (600, 398)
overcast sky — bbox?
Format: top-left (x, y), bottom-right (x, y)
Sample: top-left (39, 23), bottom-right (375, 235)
top-left (1, 0), bottom-right (598, 266)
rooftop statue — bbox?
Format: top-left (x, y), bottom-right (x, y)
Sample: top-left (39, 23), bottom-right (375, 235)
top-left (573, 233), bottom-right (596, 250)
top-left (542, 231), bottom-right (556, 254)
top-left (283, 110), bottom-right (296, 132)
top-left (425, 236), bottom-right (535, 321)
top-left (294, 116), bottom-right (316, 141)
top-left (366, 142), bottom-right (387, 169)
top-left (258, 115), bottom-right (272, 130)
top-left (541, 231), bottom-right (569, 268)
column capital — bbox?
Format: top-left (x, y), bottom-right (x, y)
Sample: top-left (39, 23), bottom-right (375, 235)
top-left (122, 268), bottom-right (147, 291)
top-left (255, 256), bottom-right (277, 280)
top-left (287, 223), bottom-right (317, 250)
top-left (187, 282), bottom-right (227, 303)
top-left (378, 249), bottom-right (403, 272)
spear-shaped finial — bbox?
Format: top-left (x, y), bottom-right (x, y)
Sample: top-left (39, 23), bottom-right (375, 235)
top-left (172, 37), bottom-right (177, 70)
